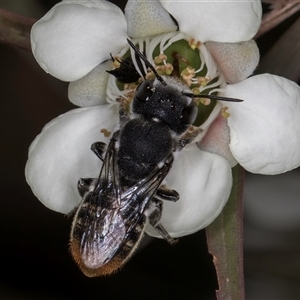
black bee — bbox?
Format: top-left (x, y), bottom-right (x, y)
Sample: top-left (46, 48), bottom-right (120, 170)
top-left (70, 39), bottom-right (242, 277)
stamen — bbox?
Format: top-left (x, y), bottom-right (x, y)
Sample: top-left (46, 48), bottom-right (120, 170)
top-left (221, 106), bottom-right (230, 118)
top-left (144, 36), bottom-right (151, 60)
top-left (155, 65), bottom-right (164, 75)
top-left (100, 128), bottom-right (111, 137)
top-left (154, 53), bottom-right (168, 64)
top-left (111, 56), bottom-right (121, 68)
top-left (199, 97), bottom-right (211, 106)
top-left (106, 73), bottom-right (136, 105)
top-left (181, 66), bottom-right (196, 86)
top-left (164, 63), bottom-right (174, 75)
top-left (197, 76), bottom-right (211, 87)
top-left (124, 83), bottom-right (138, 91)
top-left (145, 72), bottom-right (155, 80)
top-left (190, 88), bottom-right (211, 106)
top-left (106, 32), bottom-right (230, 131)
top-left (199, 44), bottom-right (219, 79)
top-left (159, 32), bottom-right (186, 53)
top-left (188, 38), bottom-right (202, 50)
top-left (201, 74), bottom-right (225, 95)
top-left (195, 50), bottom-right (206, 74)
top-left (146, 34), bottom-right (162, 59)
top-left (191, 87), bottom-right (201, 95)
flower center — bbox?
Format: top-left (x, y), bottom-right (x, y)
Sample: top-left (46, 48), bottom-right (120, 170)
top-left (106, 32), bottom-right (227, 126)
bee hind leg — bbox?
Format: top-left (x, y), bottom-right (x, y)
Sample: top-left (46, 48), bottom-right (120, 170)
top-left (77, 178), bottom-right (98, 197)
top-left (146, 198), bottom-right (178, 245)
top-left (91, 142), bottom-right (106, 161)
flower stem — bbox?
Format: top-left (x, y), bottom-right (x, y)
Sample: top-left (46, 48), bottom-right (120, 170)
top-left (0, 8), bottom-right (36, 51)
top-left (206, 165), bottom-right (245, 300)
top-left (255, 0), bottom-right (300, 38)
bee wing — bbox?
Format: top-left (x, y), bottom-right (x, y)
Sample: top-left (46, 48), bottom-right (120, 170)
top-left (71, 132), bottom-right (125, 270)
top-left (71, 131), bottom-right (173, 274)
top-left (119, 158), bottom-right (173, 237)
top-left (77, 196), bottom-right (126, 269)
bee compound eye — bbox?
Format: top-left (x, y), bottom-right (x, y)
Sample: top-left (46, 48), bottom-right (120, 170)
top-left (181, 101), bottom-right (198, 125)
top-left (135, 80), bottom-right (154, 102)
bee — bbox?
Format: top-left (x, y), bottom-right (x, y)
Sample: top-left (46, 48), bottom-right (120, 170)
top-left (70, 39), bottom-right (243, 277)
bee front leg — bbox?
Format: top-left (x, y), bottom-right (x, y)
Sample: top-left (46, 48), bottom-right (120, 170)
top-left (177, 102), bottom-right (224, 150)
top-left (146, 198), bottom-right (178, 245)
top-left (177, 125), bottom-right (205, 150)
top-left (117, 97), bottom-right (132, 126)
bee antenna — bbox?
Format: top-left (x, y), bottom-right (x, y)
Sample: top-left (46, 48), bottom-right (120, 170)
top-left (127, 38), bottom-right (167, 86)
top-left (182, 92), bottom-right (244, 102)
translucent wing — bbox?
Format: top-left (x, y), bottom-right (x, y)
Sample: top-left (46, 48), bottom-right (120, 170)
top-left (70, 131), bottom-right (173, 276)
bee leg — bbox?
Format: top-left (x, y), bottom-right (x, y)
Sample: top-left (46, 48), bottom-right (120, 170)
top-left (91, 142), bottom-right (106, 161)
top-left (156, 185), bottom-right (179, 202)
top-left (117, 100), bottom-right (132, 127)
top-left (177, 125), bottom-right (205, 150)
top-left (178, 103), bottom-right (225, 149)
top-left (77, 178), bottom-right (98, 197)
top-left (146, 198), bottom-right (178, 245)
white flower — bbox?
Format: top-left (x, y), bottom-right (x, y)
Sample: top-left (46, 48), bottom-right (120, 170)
top-left (26, 0), bottom-right (300, 239)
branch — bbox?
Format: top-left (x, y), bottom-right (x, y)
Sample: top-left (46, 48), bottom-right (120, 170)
top-left (255, 0), bottom-right (300, 38)
top-left (0, 8), bottom-right (37, 51)
top-left (206, 165), bottom-right (245, 300)
top-left (256, 17), bottom-right (300, 82)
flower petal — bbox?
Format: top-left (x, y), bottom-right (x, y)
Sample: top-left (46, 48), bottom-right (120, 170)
top-left (68, 60), bottom-right (111, 107)
top-left (206, 40), bottom-right (260, 83)
top-left (25, 105), bottom-right (118, 214)
top-left (160, 0), bottom-right (262, 43)
top-left (199, 114), bottom-right (238, 167)
top-left (146, 145), bottom-right (232, 238)
top-left (222, 74), bottom-right (300, 174)
top-left (31, 1), bottom-right (127, 81)
top-left (125, 0), bottom-right (177, 38)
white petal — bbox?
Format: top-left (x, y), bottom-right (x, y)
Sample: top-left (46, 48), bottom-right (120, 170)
top-left (160, 0), bottom-right (262, 43)
top-left (222, 74), bottom-right (300, 174)
top-left (68, 60), bottom-right (111, 107)
top-left (25, 105), bottom-right (119, 214)
top-left (125, 0), bottom-right (177, 38)
top-left (146, 145), bottom-right (232, 238)
top-left (206, 40), bottom-right (260, 84)
top-left (31, 1), bottom-right (127, 81)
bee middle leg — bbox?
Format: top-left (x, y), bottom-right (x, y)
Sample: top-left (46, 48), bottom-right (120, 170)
top-left (146, 198), bottom-right (178, 245)
top-left (155, 185), bottom-right (179, 202)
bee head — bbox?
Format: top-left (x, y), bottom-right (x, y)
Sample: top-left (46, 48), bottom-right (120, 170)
top-left (126, 39), bottom-right (198, 133)
top-left (132, 77), bottom-right (198, 134)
